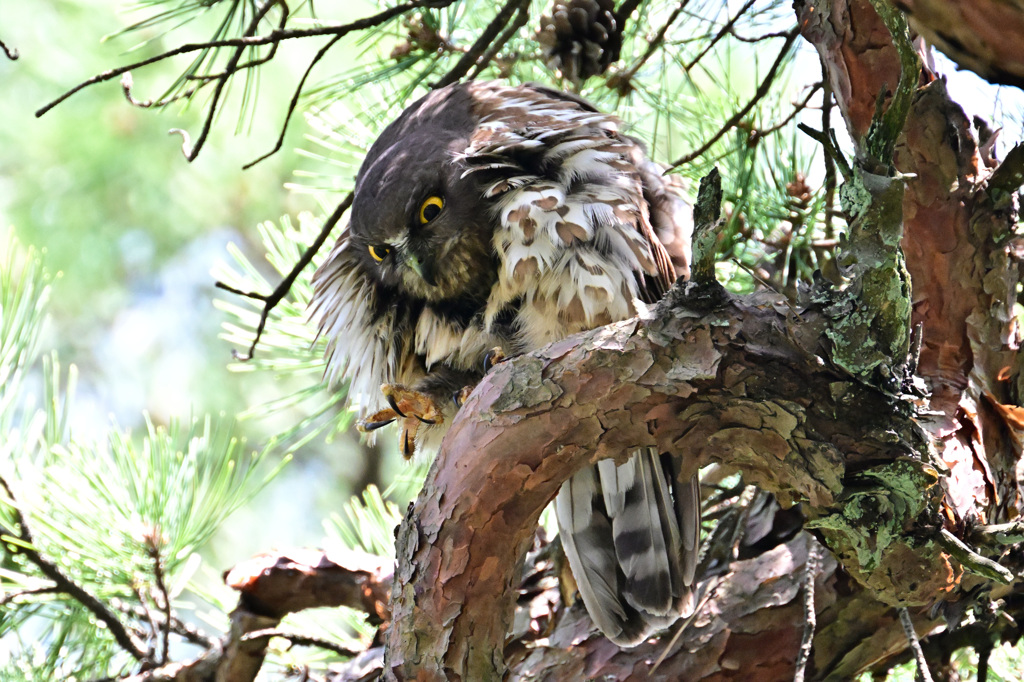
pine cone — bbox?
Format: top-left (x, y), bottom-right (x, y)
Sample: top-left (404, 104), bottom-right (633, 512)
top-left (537, 0), bottom-right (621, 86)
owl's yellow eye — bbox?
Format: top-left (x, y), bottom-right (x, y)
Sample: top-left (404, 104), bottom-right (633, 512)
top-left (419, 195), bottom-right (444, 224)
top-left (368, 244), bottom-right (390, 262)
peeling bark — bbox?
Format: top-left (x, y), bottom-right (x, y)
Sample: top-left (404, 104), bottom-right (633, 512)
top-left (893, 0), bottom-right (1024, 90)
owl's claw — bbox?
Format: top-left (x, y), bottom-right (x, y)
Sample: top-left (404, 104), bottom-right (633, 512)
top-left (483, 346), bottom-right (507, 373)
top-left (385, 393), bottom-right (408, 420)
top-left (359, 417), bottom-right (396, 431)
top-left (453, 385), bottom-right (474, 408)
top-left (357, 384), bottom-right (442, 459)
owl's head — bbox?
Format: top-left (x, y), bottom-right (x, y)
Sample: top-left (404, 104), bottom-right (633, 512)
top-left (346, 87), bottom-right (497, 304)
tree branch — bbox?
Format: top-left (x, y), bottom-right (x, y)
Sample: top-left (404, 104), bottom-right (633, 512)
top-left (668, 27), bottom-right (799, 169)
top-left (35, 0), bottom-right (457, 162)
top-left (433, 0), bottom-right (529, 89)
top-left (382, 276), bottom-right (979, 680)
top-left (0, 474), bottom-right (149, 662)
top-left (215, 193), bottom-right (352, 360)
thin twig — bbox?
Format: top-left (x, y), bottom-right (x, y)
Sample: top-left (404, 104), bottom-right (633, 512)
top-left (467, 0), bottom-right (532, 81)
top-left (729, 28), bottom-right (796, 43)
top-left (668, 27), bottom-right (799, 169)
top-left (898, 607), bottom-right (935, 682)
top-left (178, 0), bottom-right (283, 161)
top-left (0, 37), bottom-right (18, 60)
top-left (244, 32), bottom-right (343, 169)
top-left (749, 82), bottom-right (821, 140)
top-left (0, 474), bottom-right (149, 661)
top-left (0, 585), bottom-right (61, 605)
top-left (434, 0), bottom-right (526, 89)
top-left (683, 0), bottom-right (758, 73)
top-left (610, 0), bottom-right (691, 94)
top-left (147, 539), bottom-right (173, 665)
top-left (650, 579), bottom-right (722, 674)
top-left (215, 193), bottom-right (353, 360)
top-left (110, 599), bottom-right (217, 648)
top-left (241, 628), bottom-right (360, 657)
top-left (820, 63), bottom-right (836, 239)
top-left (35, 0), bottom-right (454, 119)
top-left (130, 584), bottom-right (160, 660)
top-left (121, 72), bottom-right (198, 109)
top-left (793, 539), bottom-right (822, 682)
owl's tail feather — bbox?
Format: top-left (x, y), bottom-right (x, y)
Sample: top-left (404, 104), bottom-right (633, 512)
top-left (555, 448), bottom-right (699, 647)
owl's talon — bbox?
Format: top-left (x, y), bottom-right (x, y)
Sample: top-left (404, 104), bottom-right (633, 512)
top-left (371, 384), bottom-right (443, 458)
top-left (358, 417), bottom-right (397, 432)
top-left (453, 385), bottom-right (474, 408)
top-left (386, 394), bottom-right (408, 419)
top-left (483, 346), bottom-right (507, 373)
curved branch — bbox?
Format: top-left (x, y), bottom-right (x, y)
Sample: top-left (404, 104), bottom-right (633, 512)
top-left (382, 280), bottom-right (973, 680)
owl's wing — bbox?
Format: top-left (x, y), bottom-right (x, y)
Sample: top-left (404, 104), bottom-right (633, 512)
top-left (636, 157), bottom-right (693, 294)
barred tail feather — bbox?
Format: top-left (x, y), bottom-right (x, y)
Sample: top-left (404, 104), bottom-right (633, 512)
top-left (556, 450), bottom-right (700, 647)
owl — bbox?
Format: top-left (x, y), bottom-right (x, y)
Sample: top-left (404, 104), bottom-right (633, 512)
top-left (310, 80), bottom-right (698, 646)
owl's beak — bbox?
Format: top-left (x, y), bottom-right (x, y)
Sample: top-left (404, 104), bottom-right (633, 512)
top-left (405, 252), bottom-right (438, 287)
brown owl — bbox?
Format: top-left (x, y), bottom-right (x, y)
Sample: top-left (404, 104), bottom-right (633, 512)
top-left (310, 80), bottom-right (698, 646)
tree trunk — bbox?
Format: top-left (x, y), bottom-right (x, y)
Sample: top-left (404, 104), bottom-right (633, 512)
top-left (380, 1), bottom-right (1024, 680)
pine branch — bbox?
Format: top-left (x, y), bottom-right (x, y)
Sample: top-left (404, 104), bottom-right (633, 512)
top-left (668, 27), bottom-right (799, 169)
top-left (215, 193), bottom-right (353, 360)
top-left (0, 474), bottom-right (150, 662)
top-left (35, 0), bottom-right (457, 162)
top-left (609, 0), bottom-right (692, 96)
top-left (240, 628), bottom-right (361, 657)
top-left (683, 0), bottom-right (758, 73)
top-left (433, 0), bottom-right (530, 89)
top-left (467, 0), bottom-right (532, 81)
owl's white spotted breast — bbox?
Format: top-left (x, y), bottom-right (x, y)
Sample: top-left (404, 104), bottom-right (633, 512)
top-left (464, 82), bottom-right (659, 348)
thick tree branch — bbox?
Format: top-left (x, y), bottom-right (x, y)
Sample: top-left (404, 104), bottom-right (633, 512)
top-left (381, 275), bottom-right (994, 680)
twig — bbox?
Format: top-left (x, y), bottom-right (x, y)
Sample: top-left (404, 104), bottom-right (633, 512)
top-left (467, 0), bottom-right (532, 81)
top-left (683, 0), bottom-right (757, 73)
top-left (0, 474), bottom-right (149, 661)
top-left (241, 628), bottom-right (360, 657)
top-left (130, 584), bottom-right (160, 660)
top-left (244, 32), bottom-right (343, 169)
top-left (973, 518), bottom-right (1024, 545)
top-left (609, 0), bottom-right (691, 95)
top-left (121, 72), bottom-right (198, 109)
top-left (937, 528), bottom-right (1015, 583)
top-left (147, 538), bottom-right (173, 665)
top-left (668, 27), bottom-right (799, 169)
top-left (215, 193), bottom-right (353, 360)
top-left (898, 607), bottom-right (935, 682)
top-left (649, 579), bottom-right (721, 675)
top-left (820, 63), bottom-right (837, 239)
top-left (749, 82), bottom-right (822, 141)
top-left (798, 122), bottom-right (852, 181)
top-left (35, 0), bottom-right (455, 138)
top-left (177, 0), bottom-right (283, 161)
top-left (433, 0), bottom-right (526, 89)
top-left (729, 28), bottom-right (796, 43)
top-left (793, 539), bottom-right (822, 682)
top-left (0, 36), bottom-right (18, 60)
top-left (0, 585), bottom-right (61, 605)
top-left (110, 599), bottom-right (217, 648)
